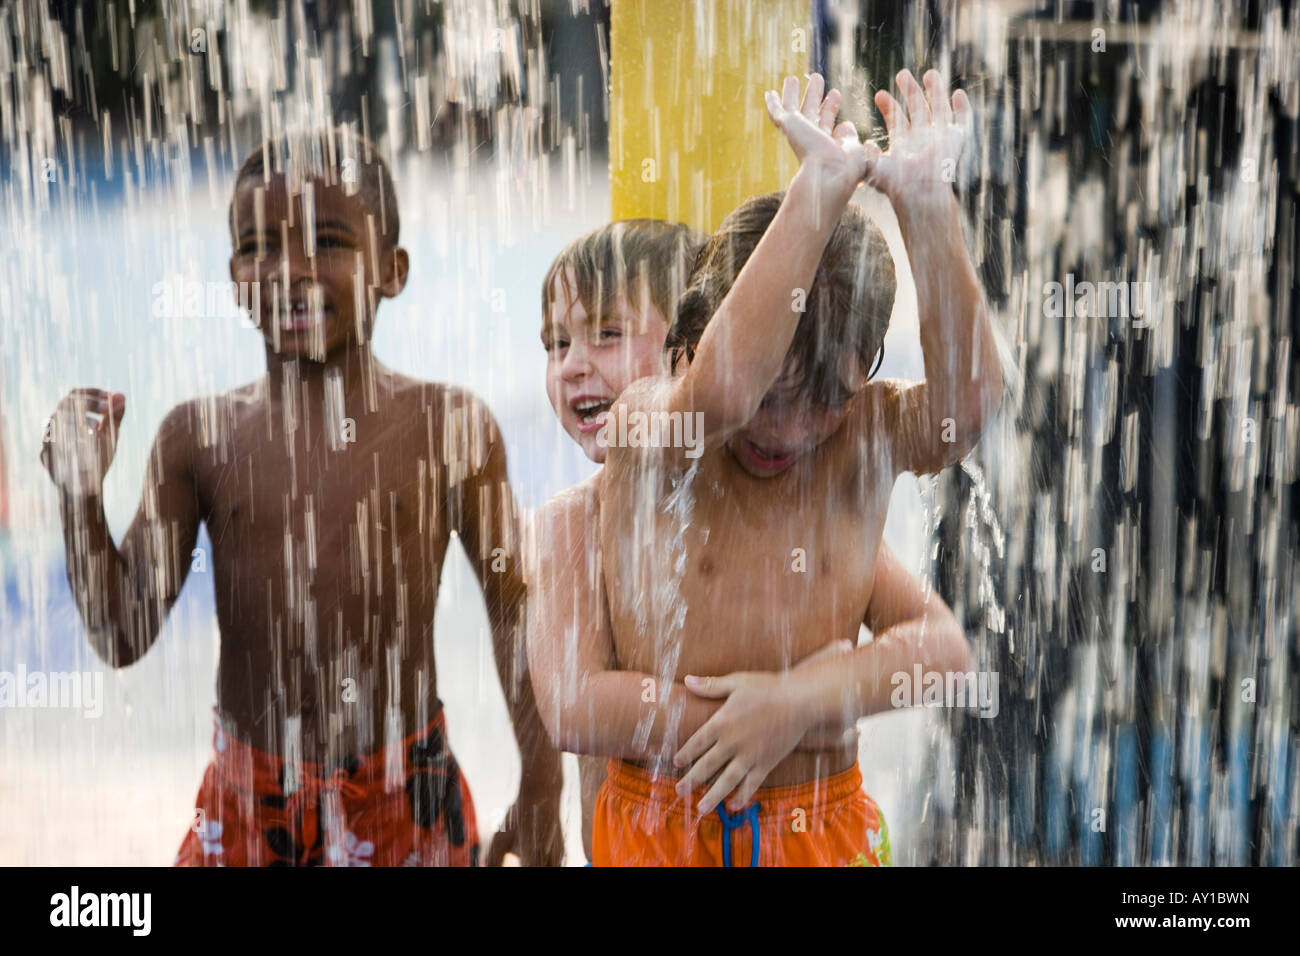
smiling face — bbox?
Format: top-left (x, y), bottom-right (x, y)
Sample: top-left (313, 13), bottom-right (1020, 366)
top-left (726, 353), bottom-right (868, 477)
top-left (543, 266), bottom-right (670, 463)
top-left (229, 173), bottom-right (407, 361)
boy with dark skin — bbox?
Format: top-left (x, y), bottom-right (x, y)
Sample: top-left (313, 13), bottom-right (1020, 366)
top-left (41, 134), bottom-right (562, 866)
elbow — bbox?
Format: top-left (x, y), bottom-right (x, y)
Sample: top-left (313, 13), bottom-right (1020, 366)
top-left (86, 621), bottom-right (146, 669)
top-left (915, 598), bottom-right (972, 676)
top-left (538, 697), bottom-right (579, 754)
top-left (550, 715), bottom-right (596, 757)
top-left (960, 387), bottom-right (1003, 448)
top-left (553, 728), bottom-right (589, 756)
top-left (965, 366), bottom-right (1006, 436)
top-left (936, 618), bottom-right (973, 676)
top-left (551, 682), bottom-right (614, 756)
top-left (683, 367), bottom-right (765, 442)
top-left (950, 633), bottom-right (974, 676)
top-left (546, 704), bottom-right (581, 754)
top-left (533, 681), bottom-right (590, 755)
top-left (941, 400), bottom-right (999, 466)
top-left (537, 708), bottom-right (577, 754)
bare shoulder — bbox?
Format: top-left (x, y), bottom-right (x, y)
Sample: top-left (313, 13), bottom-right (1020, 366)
top-left (603, 373), bottom-right (692, 476)
top-left (857, 377), bottom-right (917, 422)
top-left (536, 473), bottom-right (601, 536)
top-left (856, 376), bottom-right (965, 477)
top-left (611, 373), bottom-right (675, 414)
top-left (154, 396), bottom-right (199, 442)
top-left (178, 379), bottom-right (269, 455)
top-left (156, 380), bottom-right (261, 453)
top-left (384, 376), bottom-right (507, 474)
top-left (528, 473), bottom-right (602, 583)
top-left (379, 371), bottom-right (447, 412)
top-left (397, 376), bottom-right (502, 431)
top-left (832, 377), bottom-right (924, 492)
top-left (139, 400), bottom-right (197, 482)
top-left (852, 378), bottom-right (926, 450)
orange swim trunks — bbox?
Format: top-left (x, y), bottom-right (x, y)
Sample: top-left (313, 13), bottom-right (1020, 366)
top-left (175, 703), bottom-right (478, 866)
top-left (592, 759), bottom-right (891, 867)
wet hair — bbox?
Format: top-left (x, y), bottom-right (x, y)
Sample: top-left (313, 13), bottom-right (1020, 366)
top-left (666, 192), bottom-right (896, 406)
top-left (542, 219), bottom-right (706, 338)
top-left (229, 127), bottom-right (400, 249)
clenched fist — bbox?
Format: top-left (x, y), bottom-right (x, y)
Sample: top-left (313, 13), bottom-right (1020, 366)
top-left (41, 388), bottom-right (126, 498)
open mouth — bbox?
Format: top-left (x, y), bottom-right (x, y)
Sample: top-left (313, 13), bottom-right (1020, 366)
top-left (570, 396), bottom-right (613, 434)
top-left (740, 439), bottom-right (795, 472)
top-left (271, 288), bottom-right (330, 332)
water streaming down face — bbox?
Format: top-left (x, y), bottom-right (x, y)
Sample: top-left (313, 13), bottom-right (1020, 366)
top-left (0, 0), bottom-right (1295, 867)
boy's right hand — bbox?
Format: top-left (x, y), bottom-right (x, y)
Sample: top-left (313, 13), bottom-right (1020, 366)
top-left (765, 73), bottom-right (870, 202)
top-left (40, 388), bottom-right (126, 498)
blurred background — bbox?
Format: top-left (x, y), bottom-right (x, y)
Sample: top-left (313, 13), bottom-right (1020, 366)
top-left (1, 0), bottom-right (1296, 865)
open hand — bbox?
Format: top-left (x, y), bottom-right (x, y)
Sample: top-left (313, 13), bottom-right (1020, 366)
top-left (40, 388), bottom-right (126, 497)
top-left (866, 68), bottom-right (973, 203)
top-left (765, 73), bottom-right (872, 201)
top-left (483, 783), bottom-right (564, 867)
top-left (673, 670), bottom-right (812, 815)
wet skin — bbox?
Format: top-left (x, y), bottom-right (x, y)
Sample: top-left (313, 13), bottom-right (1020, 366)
top-left (600, 381), bottom-right (892, 787)
top-left (49, 176), bottom-right (527, 765)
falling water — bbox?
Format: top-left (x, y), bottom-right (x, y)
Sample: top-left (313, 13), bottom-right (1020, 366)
top-left (878, 0), bottom-right (1300, 865)
top-left (1, 0), bottom-right (1295, 867)
top-left (1, 0), bottom-right (609, 864)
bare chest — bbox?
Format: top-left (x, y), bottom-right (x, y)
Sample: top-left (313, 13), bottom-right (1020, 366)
top-left (194, 413), bottom-right (454, 634)
top-left (602, 459), bottom-right (888, 678)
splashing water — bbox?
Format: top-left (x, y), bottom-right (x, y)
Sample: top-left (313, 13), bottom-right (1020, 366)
top-left (0, 0), bottom-right (1295, 868)
top-left (892, 0), bottom-right (1299, 865)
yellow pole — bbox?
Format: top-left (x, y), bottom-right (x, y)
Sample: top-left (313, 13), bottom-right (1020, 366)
top-left (609, 0), bottom-right (811, 233)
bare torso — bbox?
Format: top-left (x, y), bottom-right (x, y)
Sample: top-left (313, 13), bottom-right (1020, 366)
top-left (600, 399), bottom-right (894, 786)
top-left (185, 372), bottom-right (495, 762)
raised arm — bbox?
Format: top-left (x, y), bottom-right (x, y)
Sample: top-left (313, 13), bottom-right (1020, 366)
top-left (525, 476), bottom-right (722, 764)
top-left (618, 75), bottom-right (872, 450)
top-left (864, 70), bottom-right (1005, 475)
top-left (41, 391), bottom-right (201, 667)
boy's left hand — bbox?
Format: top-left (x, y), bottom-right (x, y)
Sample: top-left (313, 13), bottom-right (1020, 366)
top-left (484, 782), bottom-right (564, 866)
top-left (673, 671), bottom-right (813, 815)
top-left (866, 68), bottom-right (973, 205)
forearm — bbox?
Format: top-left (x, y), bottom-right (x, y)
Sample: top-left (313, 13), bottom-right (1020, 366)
top-left (489, 602), bottom-right (563, 781)
top-left (508, 676), bottom-right (563, 783)
top-left (897, 193), bottom-right (1003, 442)
top-left (552, 669), bottom-right (721, 766)
top-left (57, 491), bottom-right (157, 666)
top-left (795, 617), bottom-right (972, 730)
top-left (684, 165), bottom-right (852, 432)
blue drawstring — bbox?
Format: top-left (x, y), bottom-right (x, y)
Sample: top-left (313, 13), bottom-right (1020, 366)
top-left (716, 801), bottom-right (761, 867)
